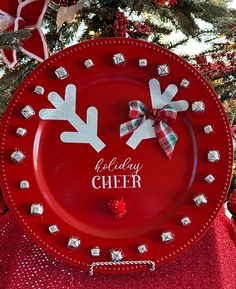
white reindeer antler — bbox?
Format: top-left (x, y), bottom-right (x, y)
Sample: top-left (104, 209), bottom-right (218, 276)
top-left (149, 78), bottom-right (178, 109)
top-left (126, 78), bottom-right (189, 150)
top-left (126, 119), bottom-right (156, 149)
top-left (39, 84), bottom-right (105, 153)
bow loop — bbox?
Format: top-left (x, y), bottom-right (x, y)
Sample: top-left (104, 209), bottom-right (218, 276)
top-left (158, 105), bottom-right (177, 125)
top-left (128, 100), bottom-right (148, 119)
top-left (120, 100), bottom-right (147, 137)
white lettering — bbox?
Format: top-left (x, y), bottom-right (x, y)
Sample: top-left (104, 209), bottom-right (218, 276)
top-left (94, 157), bottom-right (143, 175)
top-left (92, 174), bottom-right (141, 189)
top-left (123, 175), bottom-right (131, 188)
top-left (92, 176), bottom-right (101, 189)
top-left (101, 175), bottom-right (112, 189)
top-left (113, 175), bottom-right (122, 189)
top-left (132, 175), bottom-right (141, 188)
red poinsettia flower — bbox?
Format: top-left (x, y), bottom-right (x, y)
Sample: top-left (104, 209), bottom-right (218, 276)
top-left (0, 0), bottom-right (49, 68)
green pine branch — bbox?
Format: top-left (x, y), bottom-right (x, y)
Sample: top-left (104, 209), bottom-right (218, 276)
top-left (0, 30), bottom-right (31, 50)
top-left (165, 37), bottom-right (189, 49)
top-left (0, 60), bottom-right (36, 115)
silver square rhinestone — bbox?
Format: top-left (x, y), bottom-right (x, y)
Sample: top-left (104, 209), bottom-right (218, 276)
top-left (84, 59), bottom-right (94, 69)
top-left (113, 53), bottom-right (125, 65)
top-left (157, 64), bottom-right (169, 76)
top-left (192, 101), bottom-right (205, 112)
top-left (110, 249), bottom-right (123, 262)
top-left (205, 174), bottom-right (215, 184)
top-left (11, 150), bottom-right (25, 163)
top-left (31, 203), bottom-right (44, 215)
top-left (34, 85), bottom-right (44, 95)
top-left (161, 231), bottom-right (174, 243)
top-left (193, 194), bottom-right (207, 207)
top-left (181, 216), bottom-right (192, 226)
top-left (139, 59), bottom-right (148, 67)
top-left (208, 150), bottom-right (220, 162)
top-left (91, 246), bottom-right (100, 257)
top-left (21, 105), bottom-right (35, 119)
top-left (204, 125), bottom-right (214, 134)
top-left (68, 236), bottom-right (80, 249)
top-left (20, 180), bottom-right (30, 189)
top-left (55, 66), bottom-right (68, 80)
top-left (180, 79), bottom-right (190, 88)
top-left (16, 127), bottom-right (27, 137)
top-left (137, 244), bottom-right (148, 254)
top-left (48, 225), bottom-right (59, 234)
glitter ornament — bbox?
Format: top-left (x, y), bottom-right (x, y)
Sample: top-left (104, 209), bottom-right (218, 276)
top-left (108, 198), bottom-right (127, 218)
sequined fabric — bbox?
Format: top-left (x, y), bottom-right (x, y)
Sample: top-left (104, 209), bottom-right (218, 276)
top-left (0, 209), bottom-right (235, 289)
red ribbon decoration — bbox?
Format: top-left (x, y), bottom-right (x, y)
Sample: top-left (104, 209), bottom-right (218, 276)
top-left (0, 0), bottom-right (49, 68)
top-left (148, 107), bottom-right (177, 124)
top-left (120, 100), bottom-right (178, 159)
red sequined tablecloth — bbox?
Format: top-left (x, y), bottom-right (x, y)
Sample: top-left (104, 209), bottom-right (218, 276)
top-left (0, 209), bottom-right (235, 289)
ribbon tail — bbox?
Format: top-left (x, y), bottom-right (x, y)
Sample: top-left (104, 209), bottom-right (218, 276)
top-left (1, 49), bottom-right (18, 68)
top-left (120, 117), bottom-right (143, 137)
top-left (155, 121), bottom-right (178, 160)
top-left (20, 28), bottom-right (48, 62)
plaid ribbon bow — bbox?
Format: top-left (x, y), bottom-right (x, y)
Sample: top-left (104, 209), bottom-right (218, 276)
top-left (120, 100), bottom-right (178, 159)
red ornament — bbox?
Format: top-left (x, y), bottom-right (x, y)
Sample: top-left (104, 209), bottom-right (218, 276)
top-left (132, 21), bottom-right (152, 35)
top-left (54, 0), bottom-right (78, 7)
top-left (228, 191), bottom-right (236, 216)
top-left (108, 198), bottom-right (127, 218)
top-left (195, 49), bottom-right (236, 80)
top-left (114, 11), bottom-right (129, 37)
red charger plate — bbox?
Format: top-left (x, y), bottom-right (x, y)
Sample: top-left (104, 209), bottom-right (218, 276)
top-left (0, 38), bottom-right (233, 274)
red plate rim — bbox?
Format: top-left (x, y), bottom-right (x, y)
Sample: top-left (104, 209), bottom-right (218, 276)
top-left (0, 38), bottom-right (233, 274)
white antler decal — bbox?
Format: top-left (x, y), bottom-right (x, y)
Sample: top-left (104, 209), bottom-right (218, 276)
top-left (126, 78), bottom-right (189, 149)
top-left (39, 84), bottom-right (105, 153)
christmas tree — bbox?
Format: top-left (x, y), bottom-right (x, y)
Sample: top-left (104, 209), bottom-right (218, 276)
top-left (0, 0), bottom-right (235, 215)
